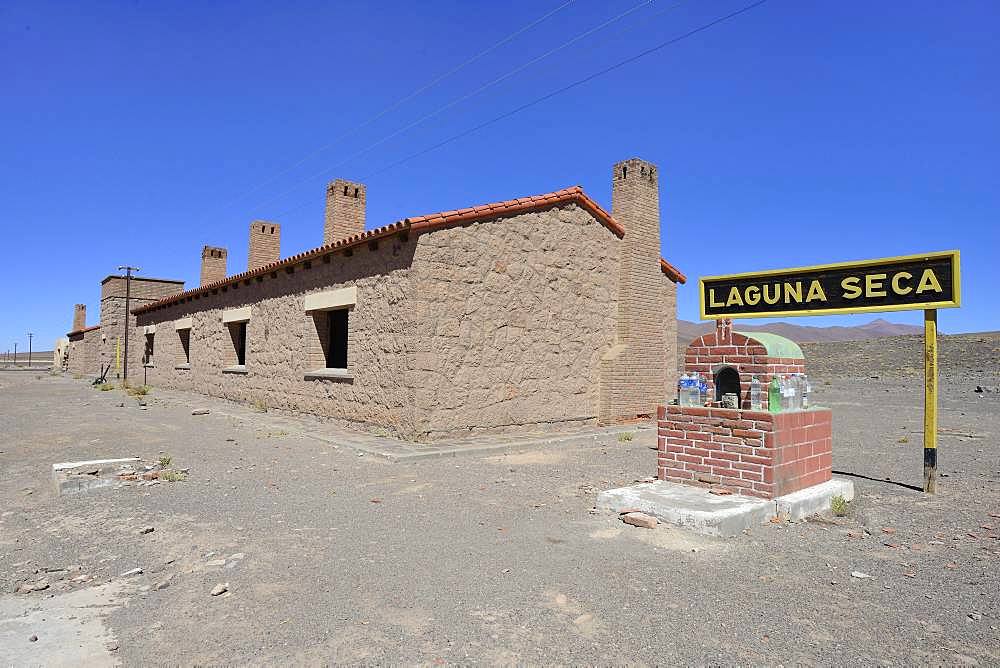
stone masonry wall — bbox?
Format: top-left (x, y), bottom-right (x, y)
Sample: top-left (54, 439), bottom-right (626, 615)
top-left (67, 328), bottom-right (100, 377)
top-left (100, 277), bottom-right (185, 380)
top-left (136, 203), bottom-right (628, 440)
top-left (405, 205), bottom-right (620, 439)
top-left (138, 236), bottom-right (420, 436)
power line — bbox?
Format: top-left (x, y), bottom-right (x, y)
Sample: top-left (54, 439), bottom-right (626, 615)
top-left (359, 0), bottom-right (769, 182)
top-left (204, 0), bottom-right (579, 218)
top-left (253, 0), bottom-right (666, 217)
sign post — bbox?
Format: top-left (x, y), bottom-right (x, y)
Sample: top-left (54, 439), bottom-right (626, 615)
top-left (923, 309), bottom-right (937, 493)
top-left (698, 251), bottom-right (960, 494)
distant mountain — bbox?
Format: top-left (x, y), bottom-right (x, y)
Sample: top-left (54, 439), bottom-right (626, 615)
top-left (678, 317), bottom-right (924, 344)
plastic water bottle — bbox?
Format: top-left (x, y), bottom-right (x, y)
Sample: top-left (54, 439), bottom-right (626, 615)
top-left (679, 373), bottom-right (693, 406)
top-left (802, 374), bottom-right (811, 409)
top-left (750, 376), bottom-right (762, 410)
top-left (698, 374), bottom-right (709, 407)
top-left (768, 376), bottom-right (781, 413)
top-left (677, 373), bottom-right (687, 404)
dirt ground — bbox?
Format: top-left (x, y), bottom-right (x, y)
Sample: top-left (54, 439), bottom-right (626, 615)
top-left (1, 357), bottom-right (998, 665)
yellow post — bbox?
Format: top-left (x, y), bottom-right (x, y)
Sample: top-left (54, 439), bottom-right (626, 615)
top-left (923, 309), bottom-right (938, 493)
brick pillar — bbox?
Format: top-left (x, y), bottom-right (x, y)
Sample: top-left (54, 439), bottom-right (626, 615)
top-left (324, 179), bottom-right (366, 245)
top-left (248, 221), bottom-right (280, 271)
top-left (200, 246), bottom-right (228, 287)
top-left (73, 304), bottom-right (87, 332)
top-left (599, 157), bottom-right (669, 422)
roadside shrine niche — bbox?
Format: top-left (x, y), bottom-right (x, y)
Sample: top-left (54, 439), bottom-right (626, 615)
top-left (658, 319), bottom-right (830, 500)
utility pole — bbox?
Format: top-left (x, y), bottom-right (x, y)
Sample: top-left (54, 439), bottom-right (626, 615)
top-left (27, 333), bottom-right (33, 368)
top-left (117, 265), bottom-right (140, 383)
top-left (13, 342), bottom-right (17, 367)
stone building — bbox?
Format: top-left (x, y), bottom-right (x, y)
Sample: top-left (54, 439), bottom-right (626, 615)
top-left (66, 277), bottom-right (185, 379)
top-left (118, 158), bottom-right (684, 440)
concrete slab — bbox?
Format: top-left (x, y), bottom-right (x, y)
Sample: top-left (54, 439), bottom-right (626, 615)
top-left (0, 581), bottom-right (126, 667)
top-left (52, 457), bottom-right (140, 495)
top-left (596, 478), bottom-right (855, 537)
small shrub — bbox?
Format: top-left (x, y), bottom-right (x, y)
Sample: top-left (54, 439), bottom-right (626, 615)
top-left (158, 455), bottom-right (172, 468)
top-left (830, 494), bottom-right (849, 517)
top-left (126, 385), bottom-right (151, 397)
top-left (897, 436), bottom-right (909, 444)
top-left (159, 470), bottom-right (187, 482)
top-left (97, 383), bottom-right (114, 392)
top-left (252, 398), bottom-right (268, 413)
top-left (617, 432), bottom-right (634, 443)
top-left (73, 374), bottom-right (83, 380)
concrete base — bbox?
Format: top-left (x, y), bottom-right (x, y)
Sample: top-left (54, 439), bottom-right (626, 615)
top-left (596, 478), bottom-right (855, 537)
top-left (52, 458), bottom-right (140, 495)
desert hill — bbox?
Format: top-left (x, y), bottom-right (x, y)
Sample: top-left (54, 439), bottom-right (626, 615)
top-left (678, 317), bottom-right (923, 345)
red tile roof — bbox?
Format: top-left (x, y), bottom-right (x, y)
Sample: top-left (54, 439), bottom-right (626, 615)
top-left (133, 186), bottom-right (685, 315)
top-left (67, 324), bottom-right (101, 336)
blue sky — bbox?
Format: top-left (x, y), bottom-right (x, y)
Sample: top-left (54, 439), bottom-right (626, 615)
top-left (2, 0), bottom-right (997, 351)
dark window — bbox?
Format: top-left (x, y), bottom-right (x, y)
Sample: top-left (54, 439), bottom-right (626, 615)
top-left (143, 333), bottom-right (154, 364)
top-left (179, 329), bottom-right (190, 364)
top-left (231, 322), bottom-right (247, 366)
top-left (326, 309), bottom-right (348, 368)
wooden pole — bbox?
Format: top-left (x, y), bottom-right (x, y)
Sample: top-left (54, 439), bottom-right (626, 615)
top-left (923, 309), bottom-right (938, 494)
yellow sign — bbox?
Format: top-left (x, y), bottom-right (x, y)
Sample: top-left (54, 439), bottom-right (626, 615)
top-left (699, 250), bottom-right (960, 320)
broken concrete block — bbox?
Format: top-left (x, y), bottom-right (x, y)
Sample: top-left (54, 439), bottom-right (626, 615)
top-left (52, 458), bottom-right (141, 495)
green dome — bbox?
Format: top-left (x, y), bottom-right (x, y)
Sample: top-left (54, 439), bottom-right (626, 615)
top-left (734, 331), bottom-right (804, 359)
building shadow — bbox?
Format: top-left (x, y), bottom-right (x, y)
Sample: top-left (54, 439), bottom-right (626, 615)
top-left (832, 469), bottom-right (923, 492)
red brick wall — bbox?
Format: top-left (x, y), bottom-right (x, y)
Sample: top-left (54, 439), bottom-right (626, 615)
top-left (682, 322), bottom-right (805, 409)
top-left (657, 405), bottom-right (832, 499)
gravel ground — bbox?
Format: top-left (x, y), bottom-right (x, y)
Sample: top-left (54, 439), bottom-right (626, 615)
top-left (1, 369), bottom-right (997, 665)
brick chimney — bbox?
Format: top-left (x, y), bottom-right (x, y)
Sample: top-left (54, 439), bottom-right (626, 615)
top-left (248, 221), bottom-right (280, 271)
top-left (324, 179), bottom-right (366, 245)
top-left (599, 157), bottom-right (669, 422)
top-left (200, 245), bottom-right (227, 286)
top-left (73, 304), bottom-right (87, 332)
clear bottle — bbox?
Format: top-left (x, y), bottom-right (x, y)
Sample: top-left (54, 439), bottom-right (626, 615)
top-left (677, 373), bottom-right (687, 405)
top-left (750, 376), bottom-right (762, 410)
top-left (768, 376), bottom-right (782, 413)
top-left (802, 374), bottom-right (811, 409)
top-left (790, 374), bottom-right (801, 411)
top-left (698, 374), bottom-right (709, 406)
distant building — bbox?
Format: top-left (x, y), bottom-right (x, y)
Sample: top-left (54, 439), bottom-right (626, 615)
top-left (69, 158), bottom-right (685, 440)
top-left (66, 278), bottom-right (185, 378)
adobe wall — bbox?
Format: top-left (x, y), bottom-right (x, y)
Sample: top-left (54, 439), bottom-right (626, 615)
top-left (135, 204), bottom-right (627, 440)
